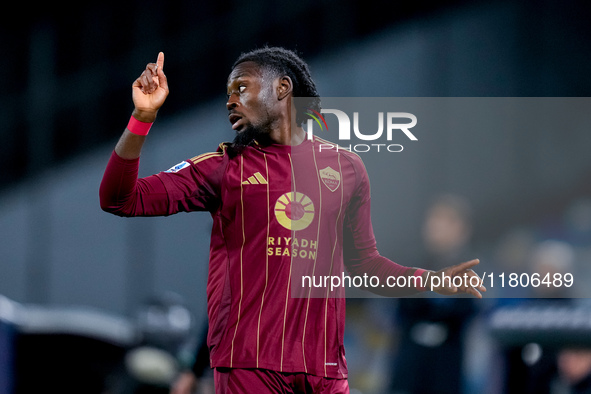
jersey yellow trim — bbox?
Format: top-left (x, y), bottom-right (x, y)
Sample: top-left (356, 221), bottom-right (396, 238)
top-left (189, 151), bottom-right (223, 165)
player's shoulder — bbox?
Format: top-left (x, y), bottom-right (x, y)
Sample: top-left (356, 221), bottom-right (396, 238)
top-left (188, 142), bottom-right (229, 165)
top-left (163, 143), bottom-right (229, 174)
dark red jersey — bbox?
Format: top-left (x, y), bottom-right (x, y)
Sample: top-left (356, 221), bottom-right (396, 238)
top-left (100, 136), bottom-right (425, 379)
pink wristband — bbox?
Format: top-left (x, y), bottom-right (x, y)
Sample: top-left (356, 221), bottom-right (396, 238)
top-left (127, 115), bottom-right (153, 136)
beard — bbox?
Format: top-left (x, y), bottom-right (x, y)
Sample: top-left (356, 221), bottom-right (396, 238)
top-left (228, 117), bottom-right (274, 156)
top-left (232, 124), bottom-right (262, 147)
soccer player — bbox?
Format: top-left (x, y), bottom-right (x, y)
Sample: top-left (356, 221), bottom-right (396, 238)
top-left (100, 47), bottom-right (485, 394)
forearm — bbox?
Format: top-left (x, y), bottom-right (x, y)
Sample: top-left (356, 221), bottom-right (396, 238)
top-left (114, 109), bottom-right (156, 159)
top-left (346, 253), bottom-right (428, 297)
top-left (114, 130), bottom-right (146, 160)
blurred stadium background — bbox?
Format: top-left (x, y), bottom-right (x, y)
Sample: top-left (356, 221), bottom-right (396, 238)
top-left (2, 0), bottom-right (591, 393)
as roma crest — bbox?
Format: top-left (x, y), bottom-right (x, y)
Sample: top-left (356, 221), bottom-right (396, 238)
top-left (319, 166), bottom-right (340, 192)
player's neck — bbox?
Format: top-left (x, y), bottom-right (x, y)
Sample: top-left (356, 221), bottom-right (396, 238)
top-left (266, 123), bottom-right (306, 146)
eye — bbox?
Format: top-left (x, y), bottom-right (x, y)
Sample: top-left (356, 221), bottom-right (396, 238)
top-left (239, 85), bottom-right (246, 93)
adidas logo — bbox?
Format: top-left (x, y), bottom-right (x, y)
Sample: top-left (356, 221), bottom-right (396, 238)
top-left (242, 172), bottom-right (268, 185)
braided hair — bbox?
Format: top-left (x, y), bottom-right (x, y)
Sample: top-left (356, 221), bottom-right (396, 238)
top-left (232, 46), bottom-right (321, 126)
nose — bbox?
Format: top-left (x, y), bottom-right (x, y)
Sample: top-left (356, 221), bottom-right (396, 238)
top-left (226, 93), bottom-right (239, 111)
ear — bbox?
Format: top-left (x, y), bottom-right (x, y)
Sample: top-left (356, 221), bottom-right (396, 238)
top-left (276, 76), bottom-right (293, 100)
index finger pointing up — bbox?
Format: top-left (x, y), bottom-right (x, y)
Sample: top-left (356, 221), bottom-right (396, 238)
top-left (451, 259), bottom-right (480, 274)
top-left (156, 52), bottom-right (164, 71)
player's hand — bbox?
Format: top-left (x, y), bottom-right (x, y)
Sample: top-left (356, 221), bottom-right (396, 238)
top-left (428, 259), bottom-right (487, 298)
top-left (132, 52), bottom-right (169, 123)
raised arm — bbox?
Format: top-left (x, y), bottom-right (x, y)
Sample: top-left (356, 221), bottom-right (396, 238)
top-left (116, 52), bottom-right (169, 159)
top-left (99, 53), bottom-right (171, 217)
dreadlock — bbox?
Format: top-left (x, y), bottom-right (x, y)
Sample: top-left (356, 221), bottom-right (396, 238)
top-left (232, 46), bottom-right (321, 126)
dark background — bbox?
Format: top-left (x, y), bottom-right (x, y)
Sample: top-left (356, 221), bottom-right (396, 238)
top-left (5, 0), bottom-right (591, 190)
top-left (2, 1), bottom-right (591, 393)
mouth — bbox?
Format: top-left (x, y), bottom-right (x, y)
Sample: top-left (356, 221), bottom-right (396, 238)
top-left (229, 113), bottom-right (243, 130)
